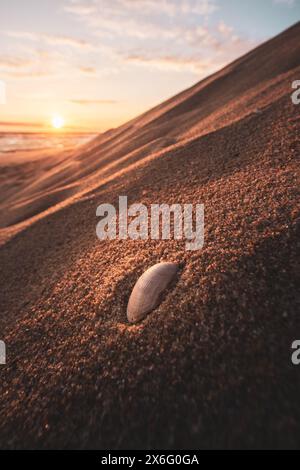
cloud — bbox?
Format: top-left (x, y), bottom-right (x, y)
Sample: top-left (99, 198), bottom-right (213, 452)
top-left (63, 0), bottom-right (255, 78)
top-left (5, 30), bottom-right (94, 49)
top-left (122, 53), bottom-right (213, 73)
top-left (119, 27), bottom-right (256, 76)
top-left (65, 0), bottom-right (218, 18)
top-left (0, 56), bottom-right (34, 69)
top-left (78, 66), bottom-right (97, 74)
top-left (1, 1), bottom-right (256, 84)
top-left (1, 30), bottom-right (113, 79)
top-left (63, 3), bottom-right (97, 15)
top-left (0, 47), bottom-right (105, 80)
top-left (0, 54), bottom-right (50, 78)
top-left (120, 0), bottom-right (218, 16)
top-left (217, 21), bottom-right (234, 37)
top-left (64, 0), bottom-right (218, 41)
top-left (43, 34), bottom-right (93, 49)
top-left (0, 47), bottom-right (66, 77)
top-left (69, 98), bottom-right (118, 105)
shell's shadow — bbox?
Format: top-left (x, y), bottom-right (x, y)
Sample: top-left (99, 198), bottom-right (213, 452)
top-left (108, 266), bottom-right (142, 325)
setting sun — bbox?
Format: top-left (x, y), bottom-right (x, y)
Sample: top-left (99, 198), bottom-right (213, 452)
top-left (51, 115), bottom-right (65, 129)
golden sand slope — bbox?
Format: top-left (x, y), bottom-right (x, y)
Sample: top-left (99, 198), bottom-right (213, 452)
top-left (0, 23), bottom-right (299, 449)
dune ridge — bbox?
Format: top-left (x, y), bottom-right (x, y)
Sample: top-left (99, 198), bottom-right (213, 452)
top-left (0, 22), bottom-right (299, 449)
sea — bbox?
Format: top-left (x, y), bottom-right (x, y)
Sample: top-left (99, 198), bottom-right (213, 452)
top-left (0, 132), bottom-right (96, 155)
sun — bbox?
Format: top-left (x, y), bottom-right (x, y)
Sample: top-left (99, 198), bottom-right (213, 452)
top-left (51, 115), bottom-right (65, 129)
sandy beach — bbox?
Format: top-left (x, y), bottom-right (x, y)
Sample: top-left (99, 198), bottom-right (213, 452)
top-left (0, 22), bottom-right (299, 449)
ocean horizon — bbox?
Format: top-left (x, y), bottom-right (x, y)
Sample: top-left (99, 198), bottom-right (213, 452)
top-left (0, 131), bottom-right (96, 155)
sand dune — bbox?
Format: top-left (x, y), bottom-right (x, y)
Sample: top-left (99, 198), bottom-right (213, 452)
top-left (0, 23), bottom-right (299, 449)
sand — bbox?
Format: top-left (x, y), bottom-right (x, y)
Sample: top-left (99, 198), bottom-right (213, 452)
top-left (0, 22), bottom-right (299, 449)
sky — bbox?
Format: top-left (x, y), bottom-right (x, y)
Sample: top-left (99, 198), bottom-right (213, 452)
top-left (0, 0), bottom-right (299, 133)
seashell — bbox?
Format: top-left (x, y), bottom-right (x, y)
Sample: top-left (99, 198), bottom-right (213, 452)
top-left (127, 262), bottom-right (179, 323)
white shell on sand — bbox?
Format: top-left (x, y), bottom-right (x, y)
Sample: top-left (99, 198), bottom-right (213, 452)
top-left (127, 262), bottom-right (179, 323)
